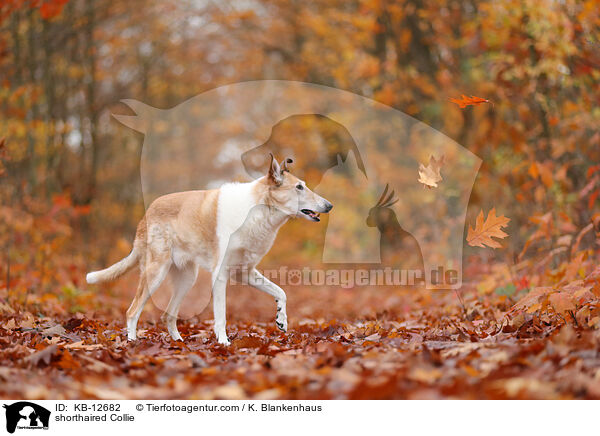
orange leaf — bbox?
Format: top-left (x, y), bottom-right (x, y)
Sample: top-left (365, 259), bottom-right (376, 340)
top-left (587, 164), bottom-right (600, 178)
top-left (537, 162), bottom-right (554, 188)
top-left (57, 349), bottom-right (80, 370)
top-left (449, 94), bottom-right (490, 108)
top-left (589, 190), bottom-right (599, 210)
top-left (511, 287), bottom-right (553, 313)
top-left (467, 208), bottom-right (510, 249)
top-left (549, 292), bottom-right (576, 315)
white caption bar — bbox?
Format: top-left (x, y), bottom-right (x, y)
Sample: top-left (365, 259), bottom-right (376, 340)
top-left (0, 400), bottom-right (592, 435)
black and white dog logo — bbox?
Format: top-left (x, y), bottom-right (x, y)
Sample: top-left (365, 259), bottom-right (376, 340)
top-left (3, 402), bottom-right (50, 433)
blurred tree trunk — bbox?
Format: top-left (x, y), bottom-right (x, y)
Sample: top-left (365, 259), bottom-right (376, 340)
top-left (42, 18), bottom-right (56, 196)
top-left (26, 8), bottom-right (38, 191)
top-left (84, 0), bottom-right (98, 205)
top-left (9, 10), bottom-right (25, 199)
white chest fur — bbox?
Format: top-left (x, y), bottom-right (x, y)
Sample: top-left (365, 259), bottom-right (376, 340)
top-left (216, 181), bottom-right (288, 271)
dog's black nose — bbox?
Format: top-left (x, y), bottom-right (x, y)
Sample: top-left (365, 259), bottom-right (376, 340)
top-left (324, 201), bottom-right (333, 213)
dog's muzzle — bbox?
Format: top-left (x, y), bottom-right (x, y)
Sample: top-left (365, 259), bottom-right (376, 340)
top-left (300, 201), bottom-right (333, 222)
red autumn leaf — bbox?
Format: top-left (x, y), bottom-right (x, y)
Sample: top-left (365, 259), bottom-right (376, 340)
top-left (516, 276), bottom-right (530, 291)
top-left (449, 94), bottom-right (491, 108)
top-left (587, 164), bottom-right (600, 178)
top-left (589, 190), bottom-right (599, 210)
top-left (39, 0), bottom-right (68, 20)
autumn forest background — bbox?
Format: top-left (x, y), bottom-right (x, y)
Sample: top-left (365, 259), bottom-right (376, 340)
top-left (1, 0), bottom-right (600, 399)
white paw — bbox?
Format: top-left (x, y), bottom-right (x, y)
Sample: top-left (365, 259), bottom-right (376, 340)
top-left (127, 319), bottom-right (137, 341)
top-left (215, 330), bottom-right (230, 346)
top-left (217, 336), bottom-right (231, 346)
top-left (276, 313), bottom-right (288, 332)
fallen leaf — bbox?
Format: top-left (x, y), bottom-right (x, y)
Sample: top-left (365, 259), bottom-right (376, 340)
top-left (188, 353), bottom-right (208, 368)
top-left (212, 383), bottom-right (247, 400)
top-left (511, 287), bottom-right (553, 313)
top-left (57, 349), bottom-right (80, 369)
top-left (63, 341), bottom-right (103, 351)
top-left (549, 292), bottom-right (575, 315)
top-left (24, 345), bottom-right (58, 366)
top-left (19, 313), bottom-right (35, 329)
top-left (0, 302), bottom-right (15, 314)
top-left (232, 335), bottom-right (264, 350)
top-left (78, 354), bottom-right (114, 372)
top-left (41, 324), bottom-right (67, 337)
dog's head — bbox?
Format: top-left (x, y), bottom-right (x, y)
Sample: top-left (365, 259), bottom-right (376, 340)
top-left (265, 154), bottom-right (333, 222)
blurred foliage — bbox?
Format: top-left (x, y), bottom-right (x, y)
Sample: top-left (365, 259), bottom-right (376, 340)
top-left (0, 0), bottom-right (599, 312)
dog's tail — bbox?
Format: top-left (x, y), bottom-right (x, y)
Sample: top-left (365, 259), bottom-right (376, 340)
top-left (86, 246), bottom-right (140, 284)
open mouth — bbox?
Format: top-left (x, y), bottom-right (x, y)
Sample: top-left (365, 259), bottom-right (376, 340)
top-left (301, 209), bottom-right (321, 221)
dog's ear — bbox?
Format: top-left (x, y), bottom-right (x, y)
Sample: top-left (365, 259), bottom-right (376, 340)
top-left (281, 157), bottom-right (293, 173)
top-left (268, 153), bottom-right (283, 185)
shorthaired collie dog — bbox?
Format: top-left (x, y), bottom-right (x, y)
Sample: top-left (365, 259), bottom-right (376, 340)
top-left (86, 155), bottom-right (333, 345)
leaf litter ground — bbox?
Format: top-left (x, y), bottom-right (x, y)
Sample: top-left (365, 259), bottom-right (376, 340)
top-left (2, 267), bottom-right (600, 400)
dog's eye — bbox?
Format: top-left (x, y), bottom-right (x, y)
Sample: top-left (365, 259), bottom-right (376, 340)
top-left (296, 184), bottom-right (304, 191)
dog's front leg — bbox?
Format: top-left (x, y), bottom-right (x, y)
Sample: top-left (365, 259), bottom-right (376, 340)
top-left (248, 269), bottom-right (287, 332)
top-left (212, 271), bottom-right (230, 345)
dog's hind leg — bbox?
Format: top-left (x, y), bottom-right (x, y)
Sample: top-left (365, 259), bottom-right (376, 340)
top-left (163, 264), bottom-right (199, 341)
top-left (126, 274), bottom-right (146, 340)
top-left (248, 268), bottom-right (287, 332)
top-left (126, 257), bottom-right (171, 341)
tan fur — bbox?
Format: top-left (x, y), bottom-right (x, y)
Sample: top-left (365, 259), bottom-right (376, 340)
top-left (125, 190), bottom-right (219, 323)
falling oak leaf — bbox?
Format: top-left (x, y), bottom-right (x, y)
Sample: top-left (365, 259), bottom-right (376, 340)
top-left (449, 94), bottom-right (490, 108)
top-left (467, 208), bottom-right (510, 248)
top-left (418, 155), bottom-right (444, 188)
